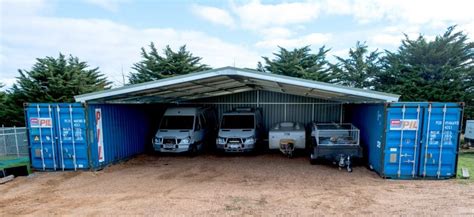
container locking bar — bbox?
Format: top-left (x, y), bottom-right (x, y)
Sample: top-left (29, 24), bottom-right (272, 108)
top-left (48, 105), bottom-right (57, 170)
top-left (412, 105), bottom-right (420, 177)
top-left (397, 105), bottom-right (406, 177)
top-left (423, 104), bottom-right (432, 177)
top-left (37, 105), bottom-right (46, 171)
top-left (437, 104), bottom-right (447, 178)
top-left (69, 105), bottom-right (77, 171)
top-left (57, 105), bottom-right (65, 171)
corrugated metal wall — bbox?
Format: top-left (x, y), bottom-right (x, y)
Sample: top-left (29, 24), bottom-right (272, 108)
top-left (184, 90), bottom-right (342, 132)
top-left (86, 104), bottom-right (166, 169)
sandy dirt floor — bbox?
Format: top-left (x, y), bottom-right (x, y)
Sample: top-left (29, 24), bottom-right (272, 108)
top-left (1, 153), bottom-right (474, 216)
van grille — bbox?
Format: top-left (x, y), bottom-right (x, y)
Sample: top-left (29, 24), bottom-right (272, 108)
top-left (163, 138), bottom-right (176, 144)
top-left (228, 138), bottom-right (242, 143)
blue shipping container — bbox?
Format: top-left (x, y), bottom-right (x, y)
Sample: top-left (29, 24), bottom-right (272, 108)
top-left (347, 102), bottom-right (463, 179)
top-left (26, 103), bottom-right (88, 170)
top-left (25, 103), bottom-right (163, 171)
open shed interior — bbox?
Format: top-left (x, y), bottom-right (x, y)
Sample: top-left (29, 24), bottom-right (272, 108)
top-left (71, 67), bottom-right (400, 169)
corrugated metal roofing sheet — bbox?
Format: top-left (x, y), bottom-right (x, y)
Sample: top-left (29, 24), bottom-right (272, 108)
top-left (75, 66), bottom-right (400, 103)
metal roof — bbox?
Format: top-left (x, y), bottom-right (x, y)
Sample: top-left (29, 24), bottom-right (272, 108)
top-left (74, 66), bottom-right (400, 103)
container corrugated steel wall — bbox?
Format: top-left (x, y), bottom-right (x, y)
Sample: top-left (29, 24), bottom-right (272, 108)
top-left (185, 90), bottom-right (341, 132)
top-left (26, 103), bottom-right (165, 171)
top-left (346, 102), bottom-right (463, 179)
top-left (86, 104), bottom-right (165, 169)
top-left (26, 103), bottom-right (89, 171)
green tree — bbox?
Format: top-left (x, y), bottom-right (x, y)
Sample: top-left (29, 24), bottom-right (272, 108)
top-left (332, 42), bottom-right (381, 89)
top-left (129, 43), bottom-right (211, 84)
top-left (4, 54), bottom-right (111, 126)
top-left (259, 46), bottom-right (333, 82)
top-left (0, 83), bottom-right (7, 124)
top-left (375, 26), bottom-right (474, 119)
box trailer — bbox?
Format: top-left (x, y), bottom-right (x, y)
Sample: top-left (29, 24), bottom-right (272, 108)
top-left (309, 123), bottom-right (362, 172)
top-left (346, 102), bottom-right (463, 179)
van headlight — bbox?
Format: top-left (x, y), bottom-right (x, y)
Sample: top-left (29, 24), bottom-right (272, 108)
top-left (154, 137), bottom-right (162, 144)
top-left (244, 137), bottom-right (255, 145)
top-left (179, 137), bottom-right (191, 144)
top-left (217, 137), bottom-right (226, 144)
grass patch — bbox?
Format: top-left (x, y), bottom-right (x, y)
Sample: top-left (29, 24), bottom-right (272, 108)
top-left (457, 151), bottom-right (474, 179)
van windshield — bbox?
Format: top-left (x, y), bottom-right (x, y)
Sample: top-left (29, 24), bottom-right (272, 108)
top-left (221, 115), bottom-right (254, 129)
top-left (160, 116), bottom-right (194, 130)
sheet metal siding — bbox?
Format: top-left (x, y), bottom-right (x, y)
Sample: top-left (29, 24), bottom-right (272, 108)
top-left (345, 104), bottom-right (385, 173)
top-left (26, 103), bottom-right (89, 171)
top-left (186, 90), bottom-right (341, 132)
top-left (87, 104), bottom-right (164, 169)
top-left (418, 104), bottom-right (461, 178)
top-left (346, 102), bottom-right (462, 179)
top-left (385, 105), bottom-right (423, 178)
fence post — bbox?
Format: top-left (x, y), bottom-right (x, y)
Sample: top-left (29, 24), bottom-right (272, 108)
top-left (2, 125), bottom-right (6, 156)
top-left (14, 126), bottom-right (20, 157)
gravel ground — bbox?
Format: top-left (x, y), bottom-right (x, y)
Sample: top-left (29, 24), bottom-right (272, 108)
top-left (1, 153), bottom-right (474, 216)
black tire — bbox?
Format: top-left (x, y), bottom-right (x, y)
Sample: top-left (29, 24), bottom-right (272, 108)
top-left (188, 144), bottom-right (198, 157)
top-left (310, 156), bottom-right (318, 165)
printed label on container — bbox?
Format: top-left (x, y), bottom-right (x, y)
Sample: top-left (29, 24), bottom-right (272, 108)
top-left (390, 119), bottom-right (419, 130)
top-left (30, 118), bottom-right (53, 128)
top-left (95, 108), bottom-right (105, 163)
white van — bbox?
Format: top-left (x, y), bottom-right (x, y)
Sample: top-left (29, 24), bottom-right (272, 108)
top-left (153, 107), bottom-right (217, 154)
top-left (216, 108), bottom-right (263, 152)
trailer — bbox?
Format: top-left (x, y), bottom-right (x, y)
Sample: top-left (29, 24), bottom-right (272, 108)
top-left (268, 122), bottom-right (306, 157)
top-left (465, 120), bottom-right (474, 147)
top-left (310, 123), bottom-right (362, 172)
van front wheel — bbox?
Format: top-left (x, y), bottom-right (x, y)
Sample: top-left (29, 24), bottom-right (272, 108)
top-left (189, 144), bottom-right (198, 157)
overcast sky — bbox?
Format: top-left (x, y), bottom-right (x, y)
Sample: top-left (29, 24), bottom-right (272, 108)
top-left (1, 0), bottom-right (473, 89)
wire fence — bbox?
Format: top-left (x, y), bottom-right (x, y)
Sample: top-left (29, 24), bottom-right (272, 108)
top-left (0, 126), bottom-right (29, 157)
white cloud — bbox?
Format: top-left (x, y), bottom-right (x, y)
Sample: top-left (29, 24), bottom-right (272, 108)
top-left (1, 13), bottom-right (260, 88)
top-left (191, 5), bottom-right (235, 27)
top-left (370, 34), bottom-right (405, 47)
top-left (0, 0), bottom-right (50, 16)
top-left (82, 0), bottom-right (129, 12)
top-left (231, 0), bottom-right (321, 30)
top-left (335, 0), bottom-right (474, 25)
top-left (260, 27), bottom-right (294, 39)
top-left (255, 33), bottom-right (331, 49)
top-left (227, 0), bottom-right (474, 31)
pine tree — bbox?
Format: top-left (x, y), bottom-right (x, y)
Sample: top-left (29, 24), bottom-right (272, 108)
top-left (259, 46), bottom-right (333, 82)
top-left (332, 42), bottom-right (380, 89)
top-left (0, 83), bottom-right (7, 124)
top-left (3, 54), bottom-right (111, 126)
top-left (129, 43), bottom-right (211, 84)
top-left (374, 26), bottom-right (474, 119)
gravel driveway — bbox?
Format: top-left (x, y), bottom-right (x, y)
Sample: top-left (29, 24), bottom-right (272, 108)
top-left (1, 154), bottom-right (473, 216)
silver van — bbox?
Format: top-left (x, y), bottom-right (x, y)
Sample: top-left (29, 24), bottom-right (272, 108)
top-left (216, 108), bottom-right (263, 152)
top-left (153, 107), bottom-right (217, 154)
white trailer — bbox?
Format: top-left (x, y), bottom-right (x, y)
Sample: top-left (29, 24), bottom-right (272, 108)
top-left (466, 120), bottom-right (474, 147)
top-left (269, 122), bottom-right (306, 157)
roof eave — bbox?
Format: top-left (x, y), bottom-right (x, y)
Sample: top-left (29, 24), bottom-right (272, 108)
top-left (74, 66), bottom-right (400, 103)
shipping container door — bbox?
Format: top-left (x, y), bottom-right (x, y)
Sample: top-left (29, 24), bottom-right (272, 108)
top-left (55, 104), bottom-right (89, 170)
top-left (418, 103), bottom-right (461, 178)
top-left (26, 104), bottom-right (59, 170)
top-left (384, 104), bottom-right (423, 178)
